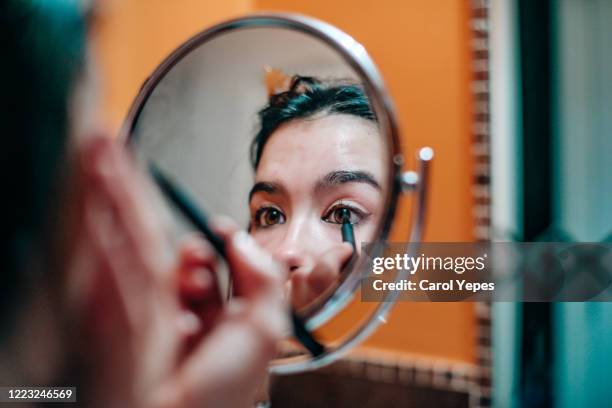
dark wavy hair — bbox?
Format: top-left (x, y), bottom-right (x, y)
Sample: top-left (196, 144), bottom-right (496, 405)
top-left (250, 75), bottom-right (377, 170)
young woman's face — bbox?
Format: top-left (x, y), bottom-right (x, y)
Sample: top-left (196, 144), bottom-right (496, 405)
top-left (249, 114), bottom-right (387, 305)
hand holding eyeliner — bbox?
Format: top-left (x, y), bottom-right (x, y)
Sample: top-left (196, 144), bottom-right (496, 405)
top-left (149, 164), bottom-right (326, 357)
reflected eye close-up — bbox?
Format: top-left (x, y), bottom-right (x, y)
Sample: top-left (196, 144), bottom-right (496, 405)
top-left (253, 206), bottom-right (285, 228)
top-left (323, 204), bottom-right (367, 225)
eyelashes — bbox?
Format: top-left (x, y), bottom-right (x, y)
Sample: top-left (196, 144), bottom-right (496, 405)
top-left (321, 202), bottom-right (369, 225)
top-left (252, 205), bottom-right (286, 229)
top-left (250, 201), bottom-right (370, 230)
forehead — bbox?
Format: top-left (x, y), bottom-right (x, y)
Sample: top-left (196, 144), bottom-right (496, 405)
top-left (256, 114), bottom-right (385, 181)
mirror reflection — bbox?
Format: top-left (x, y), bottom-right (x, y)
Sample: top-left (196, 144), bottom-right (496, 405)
top-left (130, 27), bottom-right (390, 314)
top-left (248, 75), bottom-right (386, 309)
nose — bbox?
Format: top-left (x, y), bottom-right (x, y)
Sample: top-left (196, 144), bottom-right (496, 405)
top-left (272, 218), bottom-right (319, 273)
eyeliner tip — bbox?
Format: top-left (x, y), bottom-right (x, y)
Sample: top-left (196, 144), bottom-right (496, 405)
top-left (340, 207), bottom-right (351, 224)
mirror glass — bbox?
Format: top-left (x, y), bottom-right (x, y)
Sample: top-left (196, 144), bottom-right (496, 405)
top-left (126, 24), bottom-right (393, 321)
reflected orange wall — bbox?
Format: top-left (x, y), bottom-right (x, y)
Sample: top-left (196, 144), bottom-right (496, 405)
top-left (92, 0), bottom-right (475, 363)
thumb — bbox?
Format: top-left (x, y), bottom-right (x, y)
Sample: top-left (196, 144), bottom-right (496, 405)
top-left (306, 242), bottom-right (354, 293)
top-left (211, 216), bottom-right (286, 298)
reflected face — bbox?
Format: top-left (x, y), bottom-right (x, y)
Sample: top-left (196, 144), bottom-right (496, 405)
top-left (248, 114), bottom-right (386, 305)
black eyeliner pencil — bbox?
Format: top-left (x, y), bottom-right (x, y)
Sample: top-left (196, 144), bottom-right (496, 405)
top-left (340, 208), bottom-right (356, 250)
top-left (149, 164), bottom-right (326, 357)
top-left (149, 164), bottom-right (226, 257)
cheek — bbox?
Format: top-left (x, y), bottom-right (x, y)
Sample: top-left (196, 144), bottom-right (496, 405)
top-left (251, 229), bottom-right (280, 253)
top-left (251, 219), bottom-right (347, 259)
top-left (354, 223), bottom-right (377, 245)
top-left (353, 214), bottom-right (382, 246)
top-left (316, 224), bottom-right (343, 246)
top-left (314, 223), bottom-right (353, 259)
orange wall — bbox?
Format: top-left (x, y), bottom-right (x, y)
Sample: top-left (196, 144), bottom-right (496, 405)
top-left (92, 0), bottom-right (476, 364)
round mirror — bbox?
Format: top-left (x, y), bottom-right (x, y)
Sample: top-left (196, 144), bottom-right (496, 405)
top-left (121, 14), bottom-right (424, 374)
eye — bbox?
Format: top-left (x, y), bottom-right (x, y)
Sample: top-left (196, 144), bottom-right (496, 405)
top-left (322, 203), bottom-right (368, 225)
top-left (253, 206), bottom-right (286, 229)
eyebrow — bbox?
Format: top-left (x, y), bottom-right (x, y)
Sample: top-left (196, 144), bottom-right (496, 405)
top-left (248, 170), bottom-right (381, 202)
top-left (248, 181), bottom-right (284, 201)
top-left (315, 170), bottom-right (381, 193)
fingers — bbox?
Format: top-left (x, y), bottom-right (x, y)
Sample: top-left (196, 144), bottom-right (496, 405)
top-left (164, 220), bottom-right (289, 408)
top-left (155, 302), bottom-right (282, 408)
top-left (79, 136), bottom-right (287, 408)
top-left (175, 235), bottom-right (223, 353)
top-left (210, 216), bottom-right (286, 299)
top-left (177, 235), bottom-right (218, 304)
top-left (80, 135), bottom-right (184, 389)
top-left (290, 242), bottom-right (353, 309)
top-left (210, 216), bottom-right (289, 340)
top-left (83, 165), bottom-right (150, 333)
